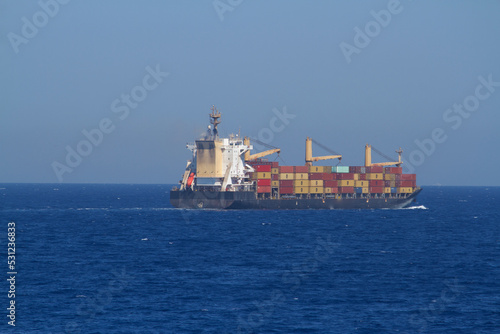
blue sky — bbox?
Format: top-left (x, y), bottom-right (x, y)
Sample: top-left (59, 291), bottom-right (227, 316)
top-left (2, 0), bottom-right (499, 185)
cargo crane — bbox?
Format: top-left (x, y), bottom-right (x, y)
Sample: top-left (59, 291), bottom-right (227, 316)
top-left (305, 137), bottom-right (342, 166)
top-left (364, 144), bottom-right (403, 167)
top-left (243, 137), bottom-right (281, 161)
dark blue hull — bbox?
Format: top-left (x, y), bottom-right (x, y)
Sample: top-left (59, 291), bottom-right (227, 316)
top-left (170, 189), bottom-right (421, 209)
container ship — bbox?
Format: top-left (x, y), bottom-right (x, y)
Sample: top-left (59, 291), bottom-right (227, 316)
top-left (170, 107), bottom-right (421, 209)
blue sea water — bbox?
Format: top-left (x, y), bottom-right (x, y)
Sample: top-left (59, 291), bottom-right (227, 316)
top-left (0, 184), bottom-right (499, 333)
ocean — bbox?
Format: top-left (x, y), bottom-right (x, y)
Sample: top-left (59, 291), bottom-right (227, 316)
top-left (0, 184), bottom-right (498, 333)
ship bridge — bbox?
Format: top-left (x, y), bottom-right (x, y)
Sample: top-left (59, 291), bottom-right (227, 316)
top-left (180, 107), bottom-right (255, 191)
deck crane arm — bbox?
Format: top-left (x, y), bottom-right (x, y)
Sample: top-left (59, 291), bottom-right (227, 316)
top-left (311, 155), bottom-right (342, 162)
top-left (247, 148), bottom-right (281, 161)
top-left (365, 144), bottom-right (403, 167)
top-left (305, 137), bottom-right (342, 166)
top-left (243, 137), bottom-right (281, 161)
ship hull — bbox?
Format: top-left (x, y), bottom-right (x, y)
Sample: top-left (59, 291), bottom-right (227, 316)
top-left (170, 189), bottom-right (421, 210)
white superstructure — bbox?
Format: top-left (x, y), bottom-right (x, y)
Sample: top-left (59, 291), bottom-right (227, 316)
top-left (179, 107), bottom-right (255, 191)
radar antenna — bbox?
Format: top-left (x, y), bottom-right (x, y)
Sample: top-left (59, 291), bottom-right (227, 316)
top-left (209, 105), bottom-right (221, 139)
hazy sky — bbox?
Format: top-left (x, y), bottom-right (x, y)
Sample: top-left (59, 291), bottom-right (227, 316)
top-left (2, 0), bottom-right (500, 185)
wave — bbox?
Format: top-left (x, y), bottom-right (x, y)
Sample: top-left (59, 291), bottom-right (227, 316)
top-left (403, 205), bottom-right (428, 210)
top-left (75, 207), bottom-right (109, 211)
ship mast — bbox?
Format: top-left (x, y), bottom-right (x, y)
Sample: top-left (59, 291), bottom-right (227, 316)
top-left (210, 105), bottom-right (221, 139)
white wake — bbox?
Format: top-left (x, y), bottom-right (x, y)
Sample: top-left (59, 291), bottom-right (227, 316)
top-left (403, 205), bottom-right (428, 210)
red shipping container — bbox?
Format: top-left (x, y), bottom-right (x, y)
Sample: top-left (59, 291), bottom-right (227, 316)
top-left (324, 180), bottom-right (338, 187)
top-left (395, 180), bottom-right (415, 187)
top-left (369, 186), bottom-right (384, 193)
top-left (279, 180), bottom-right (294, 187)
top-left (257, 186), bottom-right (271, 193)
top-left (349, 166), bottom-right (360, 173)
top-left (309, 173), bottom-right (324, 180)
top-left (400, 180), bottom-right (416, 187)
top-left (338, 173), bottom-right (354, 180)
top-left (279, 166), bottom-right (294, 173)
top-left (401, 174), bottom-right (416, 181)
top-left (323, 173), bottom-right (334, 180)
top-left (368, 166), bottom-right (384, 173)
top-left (339, 186), bottom-right (354, 193)
top-left (271, 174), bottom-right (279, 180)
top-left (271, 162), bottom-right (279, 168)
top-left (384, 180), bottom-right (392, 187)
top-left (359, 174), bottom-right (366, 180)
top-left (279, 186), bottom-right (294, 194)
top-left (254, 164), bottom-right (272, 172)
top-left (294, 166), bottom-right (309, 173)
top-left (257, 179), bottom-right (271, 186)
top-left (366, 166), bottom-right (380, 173)
top-left (329, 187), bottom-right (339, 193)
top-left (385, 167), bottom-right (402, 174)
top-left (331, 173), bottom-right (338, 180)
top-left (369, 180), bottom-right (384, 187)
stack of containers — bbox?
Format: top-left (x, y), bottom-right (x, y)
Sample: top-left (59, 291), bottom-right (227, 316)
top-left (333, 166), bottom-right (353, 193)
top-left (330, 165), bottom-right (417, 195)
top-left (293, 166), bottom-right (310, 194)
top-left (384, 169), bottom-right (396, 192)
top-left (249, 163), bottom-right (416, 196)
top-left (383, 167), bottom-right (417, 193)
top-left (271, 166), bottom-right (280, 188)
top-left (324, 171), bottom-right (338, 193)
top-left (294, 166), bottom-right (309, 180)
top-left (252, 164), bottom-right (272, 193)
top-left (279, 165), bottom-right (295, 194)
top-left (398, 173), bottom-right (416, 193)
top-left (349, 166), bottom-right (365, 193)
top-left (314, 170), bottom-right (337, 194)
top-left (292, 165), bottom-right (309, 194)
top-left (366, 166), bottom-right (383, 194)
top-left (308, 165), bottom-right (331, 194)
top-left (384, 166), bottom-right (400, 193)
